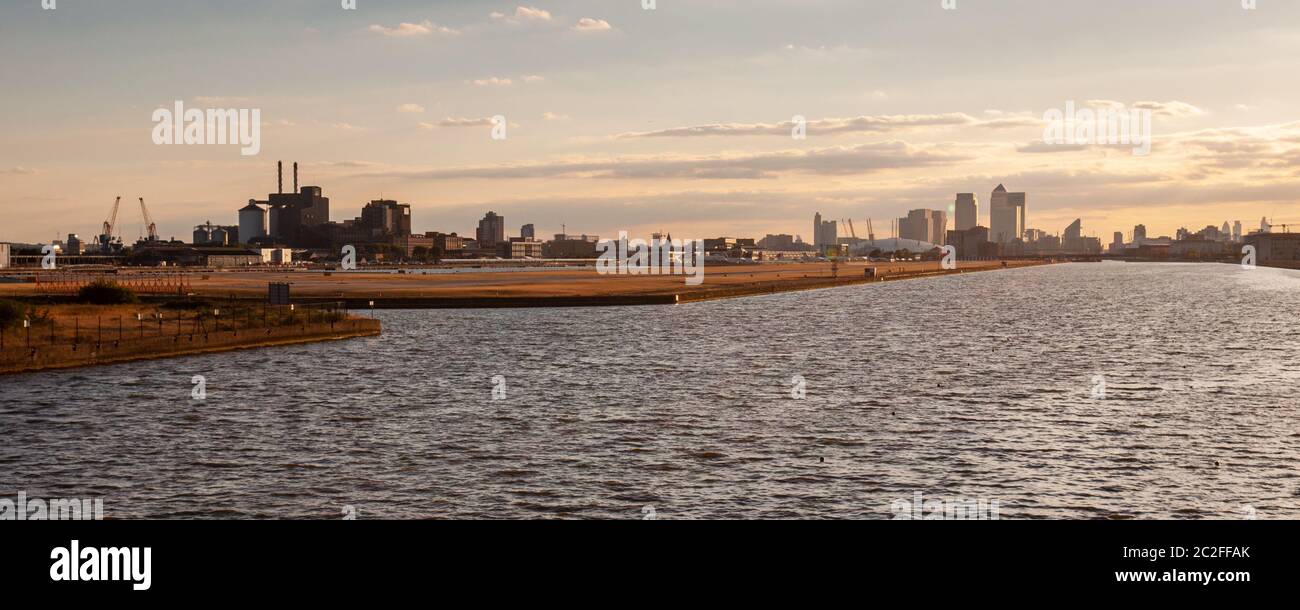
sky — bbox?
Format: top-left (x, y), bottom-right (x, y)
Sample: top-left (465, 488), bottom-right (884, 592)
top-left (2, 0), bottom-right (1299, 245)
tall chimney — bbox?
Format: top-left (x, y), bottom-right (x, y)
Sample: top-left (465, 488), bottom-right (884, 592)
top-left (277, 161), bottom-right (283, 194)
top-left (293, 162), bottom-right (299, 193)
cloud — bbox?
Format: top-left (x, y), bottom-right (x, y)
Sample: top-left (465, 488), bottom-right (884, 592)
top-left (437, 117), bottom-right (496, 127)
top-left (470, 77), bottom-right (513, 86)
top-left (542, 112), bottom-right (570, 121)
top-left (368, 20), bottom-right (458, 37)
top-left (1016, 141), bottom-right (1096, 154)
top-left (396, 103), bottom-right (425, 114)
top-left (0, 166), bottom-right (38, 175)
top-left (514, 6), bottom-right (552, 21)
top-left (1132, 100), bottom-right (1204, 118)
top-left (523, 75), bottom-right (545, 83)
top-left (318, 160), bottom-right (382, 168)
top-left (490, 6), bottom-right (554, 25)
top-left (574, 18), bottom-right (612, 31)
top-left (1085, 100), bottom-right (1205, 118)
top-left (352, 141), bottom-right (968, 181)
top-left (615, 113), bottom-right (1031, 138)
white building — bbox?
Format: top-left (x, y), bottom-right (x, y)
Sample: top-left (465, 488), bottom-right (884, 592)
top-left (260, 248), bottom-right (293, 265)
top-left (239, 200), bottom-right (268, 243)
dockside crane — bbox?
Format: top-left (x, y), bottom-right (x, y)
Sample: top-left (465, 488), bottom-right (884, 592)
top-left (98, 196), bottom-right (121, 252)
top-left (138, 197), bottom-right (158, 242)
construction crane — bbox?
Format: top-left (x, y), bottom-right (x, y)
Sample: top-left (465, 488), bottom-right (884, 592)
top-left (866, 218), bottom-right (876, 241)
top-left (98, 196), bottom-right (121, 252)
top-left (138, 197), bottom-right (158, 242)
top-left (847, 219), bottom-right (858, 239)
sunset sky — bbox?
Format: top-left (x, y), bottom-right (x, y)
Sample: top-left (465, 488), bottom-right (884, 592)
top-left (2, 0), bottom-right (1299, 245)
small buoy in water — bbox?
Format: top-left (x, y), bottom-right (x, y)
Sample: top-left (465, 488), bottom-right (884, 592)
top-left (1214, 461), bottom-right (1220, 468)
top-left (819, 457), bottom-right (825, 463)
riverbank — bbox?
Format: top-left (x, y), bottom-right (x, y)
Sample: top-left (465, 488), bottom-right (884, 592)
top-left (0, 259), bottom-right (1058, 309)
top-left (0, 302), bottom-right (380, 375)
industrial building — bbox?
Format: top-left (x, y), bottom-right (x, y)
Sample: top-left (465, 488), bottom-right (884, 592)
top-left (1244, 232), bottom-right (1300, 262)
top-left (499, 237), bottom-right (544, 259)
top-left (544, 234), bottom-right (600, 258)
top-left (239, 200), bottom-right (268, 243)
top-left (194, 221), bottom-right (240, 246)
top-left (0, 243), bottom-right (9, 269)
top-left (130, 244), bottom-right (262, 267)
top-left (265, 162), bottom-right (331, 247)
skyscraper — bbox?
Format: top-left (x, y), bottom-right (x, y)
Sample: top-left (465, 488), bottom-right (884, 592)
top-left (812, 212), bottom-right (837, 249)
top-left (1233, 220), bottom-right (1243, 242)
top-left (989, 184), bottom-right (1026, 243)
top-left (477, 211), bottom-right (506, 248)
top-left (1063, 218), bottom-right (1082, 241)
top-left (955, 193), bottom-right (978, 231)
top-left (521, 224), bottom-right (535, 240)
top-left (897, 209), bottom-right (947, 244)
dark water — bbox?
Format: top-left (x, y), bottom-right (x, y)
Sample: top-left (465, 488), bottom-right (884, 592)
top-left (2, 262), bottom-right (1298, 519)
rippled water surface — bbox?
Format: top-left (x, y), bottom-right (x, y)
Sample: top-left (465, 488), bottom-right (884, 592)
top-left (3, 263), bottom-right (1299, 519)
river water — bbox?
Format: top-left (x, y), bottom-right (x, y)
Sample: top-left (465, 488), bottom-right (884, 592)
top-left (2, 262), bottom-right (1298, 519)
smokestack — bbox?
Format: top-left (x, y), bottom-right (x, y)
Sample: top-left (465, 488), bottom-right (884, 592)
top-left (277, 161), bottom-right (283, 194)
top-left (293, 162), bottom-right (298, 193)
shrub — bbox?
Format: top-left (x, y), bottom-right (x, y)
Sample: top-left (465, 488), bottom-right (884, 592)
top-left (0, 299), bottom-right (25, 330)
top-left (0, 300), bottom-right (49, 330)
top-left (76, 279), bottom-right (139, 304)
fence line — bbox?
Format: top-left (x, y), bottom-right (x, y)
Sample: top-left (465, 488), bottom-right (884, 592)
top-left (34, 272), bottom-right (193, 296)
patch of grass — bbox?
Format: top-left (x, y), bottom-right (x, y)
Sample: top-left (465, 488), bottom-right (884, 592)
top-left (158, 299), bottom-right (217, 310)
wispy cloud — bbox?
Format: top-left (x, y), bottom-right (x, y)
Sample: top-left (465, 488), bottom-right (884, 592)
top-left (396, 103), bottom-right (425, 114)
top-left (354, 141), bottom-right (968, 180)
top-left (497, 6), bottom-right (553, 22)
top-left (368, 20), bottom-right (458, 37)
top-left (437, 117), bottom-right (496, 127)
top-left (1086, 100), bottom-right (1205, 118)
top-left (616, 113), bottom-right (1038, 138)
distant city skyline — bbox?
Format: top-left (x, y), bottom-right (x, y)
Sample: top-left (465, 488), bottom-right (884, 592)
top-left (2, 1), bottom-right (1299, 244)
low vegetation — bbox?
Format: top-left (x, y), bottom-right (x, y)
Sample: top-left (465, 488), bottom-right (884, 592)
top-left (75, 280), bottom-right (139, 305)
top-left (0, 299), bottom-right (51, 330)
